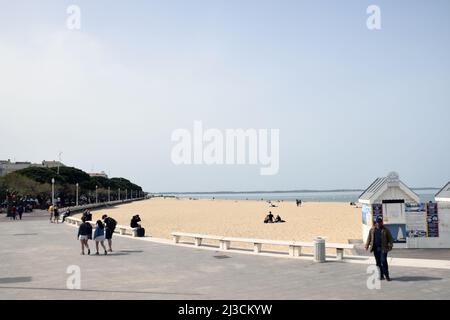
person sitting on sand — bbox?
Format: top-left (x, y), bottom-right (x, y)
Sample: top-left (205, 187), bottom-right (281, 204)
top-left (274, 215), bottom-right (285, 223)
top-left (264, 211), bottom-right (274, 223)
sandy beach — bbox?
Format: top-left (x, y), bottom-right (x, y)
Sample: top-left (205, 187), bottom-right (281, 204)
top-left (84, 198), bottom-right (362, 252)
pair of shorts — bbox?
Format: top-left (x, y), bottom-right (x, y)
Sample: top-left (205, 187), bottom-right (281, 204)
top-left (95, 235), bottom-right (105, 241)
top-left (105, 229), bottom-right (113, 240)
top-left (79, 235), bottom-right (88, 241)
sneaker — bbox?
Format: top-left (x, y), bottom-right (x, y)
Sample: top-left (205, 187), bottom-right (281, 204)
top-left (104, 251), bottom-right (108, 255)
top-left (380, 276), bottom-right (385, 280)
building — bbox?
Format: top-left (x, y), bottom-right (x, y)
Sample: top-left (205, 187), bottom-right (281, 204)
top-left (360, 172), bottom-right (450, 248)
top-left (431, 181), bottom-right (450, 248)
top-left (359, 172), bottom-right (420, 248)
top-left (435, 181), bottom-right (450, 203)
top-left (0, 160), bottom-right (33, 177)
top-left (0, 159), bottom-right (65, 177)
top-left (89, 171), bottom-right (108, 179)
top-left (41, 160), bottom-right (65, 168)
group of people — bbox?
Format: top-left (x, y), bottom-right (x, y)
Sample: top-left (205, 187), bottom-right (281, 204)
top-left (263, 211), bottom-right (285, 223)
top-left (76, 212), bottom-right (146, 255)
top-left (77, 214), bottom-right (117, 255)
top-left (48, 204), bottom-right (61, 223)
top-left (296, 199), bottom-right (302, 207)
top-left (6, 205), bottom-right (26, 220)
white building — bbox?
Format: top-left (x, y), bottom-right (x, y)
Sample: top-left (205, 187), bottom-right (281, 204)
top-left (0, 159), bottom-right (65, 177)
top-left (89, 171), bottom-right (108, 179)
top-left (359, 172), bottom-right (419, 248)
top-left (430, 181), bottom-right (450, 248)
top-left (0, 160), bottom-right (34, 177)
top-left (359, 172), bottom-right (450, 248)
top-left (435, 181), bottom-right (450, 203)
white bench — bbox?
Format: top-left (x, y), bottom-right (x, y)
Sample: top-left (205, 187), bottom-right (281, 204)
top-left (325, 242), bottom-right (355, 260)
top-left (117, 225), bottom-right (139, 237)
top-left (171, 232), bottom-right (354, 260)
top-left (172, 232), bottom-right (224, 247)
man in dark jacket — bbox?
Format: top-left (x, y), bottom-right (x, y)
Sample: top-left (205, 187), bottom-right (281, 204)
top-left (365, 216), bottom-right (394, 281)
top-left (102, 214), bottom-right (116, 252)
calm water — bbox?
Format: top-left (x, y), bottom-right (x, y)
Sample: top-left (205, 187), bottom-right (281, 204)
top-left (162, 190), bottom-right (437, 203)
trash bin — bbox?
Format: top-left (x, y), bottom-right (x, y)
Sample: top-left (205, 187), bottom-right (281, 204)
top-left (314, 237), bottom-right (326, 263)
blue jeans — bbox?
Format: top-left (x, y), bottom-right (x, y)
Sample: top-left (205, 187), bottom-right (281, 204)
top-left (373, 247), bottom-right (389, 278)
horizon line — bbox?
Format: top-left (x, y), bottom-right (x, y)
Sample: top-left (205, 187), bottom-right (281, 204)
top-left (150, 187), bottom-right (440, 195)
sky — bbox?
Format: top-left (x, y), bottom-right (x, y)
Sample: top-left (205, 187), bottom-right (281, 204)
top-left (0, 0), bottom-right (449, 192)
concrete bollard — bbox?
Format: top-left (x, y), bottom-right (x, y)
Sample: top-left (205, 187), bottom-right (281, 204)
top-left (314, 237), bottom-right (326, 263)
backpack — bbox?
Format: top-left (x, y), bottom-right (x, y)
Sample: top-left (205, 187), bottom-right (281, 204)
top-left (106, 217), bottom-right (117, 231)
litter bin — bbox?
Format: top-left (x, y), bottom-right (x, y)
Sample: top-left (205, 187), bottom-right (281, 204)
top-left (314, 237), bottom-right (326, 263)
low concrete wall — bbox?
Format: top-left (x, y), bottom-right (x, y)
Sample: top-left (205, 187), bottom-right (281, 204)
top-left (60, 197), bottom-right (146, 214)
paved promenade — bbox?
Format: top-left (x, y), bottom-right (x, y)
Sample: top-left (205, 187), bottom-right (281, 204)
top-left (0, 217), bottom-right (449, 299)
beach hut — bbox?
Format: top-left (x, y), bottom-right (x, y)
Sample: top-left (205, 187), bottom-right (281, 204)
top-left (435, 181), bottom-right (450, 203)
top-left (360, 173), bottom-right (450, 248)
top-left (429, 181), bottom-right (450, 248)
top-left (359, 172), bottom-right (420, 248)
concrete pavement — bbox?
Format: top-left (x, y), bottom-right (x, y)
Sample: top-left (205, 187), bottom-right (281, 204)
top-left (0, 218), bottom-right (449, 299)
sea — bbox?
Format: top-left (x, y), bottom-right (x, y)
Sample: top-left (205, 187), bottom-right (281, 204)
top-left (160, 189), bottom-right (438, 203)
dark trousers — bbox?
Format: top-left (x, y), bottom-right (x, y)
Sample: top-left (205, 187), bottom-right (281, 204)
top-left (373, 247), bottom-right (389, 278)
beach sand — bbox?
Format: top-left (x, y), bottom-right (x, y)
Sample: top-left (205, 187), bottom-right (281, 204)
top-left (85, 198), bottom-right (362, 253)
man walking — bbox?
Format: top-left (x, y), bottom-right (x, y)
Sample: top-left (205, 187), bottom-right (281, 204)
top-left (365, 216), bottom-right (394, 281)
top-left (102, 214), bottom-right (117, 252)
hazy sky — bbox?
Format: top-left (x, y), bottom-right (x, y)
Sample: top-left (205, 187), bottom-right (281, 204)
top-left (1, 0), bottom-right (449, 192)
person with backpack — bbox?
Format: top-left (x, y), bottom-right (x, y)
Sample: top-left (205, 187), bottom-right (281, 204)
top-left (102, 214), bottom-right (117, 252)
top-left (77, 216), bottom-right (91, 255)
top-left (94, 220), bottom-right (108, 255)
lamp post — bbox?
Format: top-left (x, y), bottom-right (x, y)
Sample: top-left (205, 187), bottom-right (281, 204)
top-left (51, 178), bottom-right (55, 206)
top-left (95, 185), bottom-right (98, 203)
top-left (108, 186), bottom-right (110, 203)
top-left (118, 188), bottom-right (120, 201)
top-left (125, 189), bottom-right (128, 200)
top-left (76, 183), bottom-right (79, 206)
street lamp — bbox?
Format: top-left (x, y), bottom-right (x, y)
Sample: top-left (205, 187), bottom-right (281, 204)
top-left (108, 186), bottom-right (110, 203)
top-left (125, 189), bottom-right (128, 200)
top-left (76, 183), bottom-right (79, 206)
top-left (118, 188), bottom-right (120, 201)
top-left (95, 185), bottom-right (98, 203)
top-left (51, 178), bottom-right (55, 206)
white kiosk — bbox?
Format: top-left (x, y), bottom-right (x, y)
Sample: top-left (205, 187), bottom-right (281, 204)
top-left (360, 173), bottom-right (450, 248)
top-left (359, 172), bottom-right (419, 248)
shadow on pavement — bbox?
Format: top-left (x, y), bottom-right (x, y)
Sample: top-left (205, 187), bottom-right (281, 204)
top-left (0, 285), bottom-right (203, 296)
top-left (0, 277), bottom-right (32, 284)
top-left (393, 276), bottom-right (442, 282)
